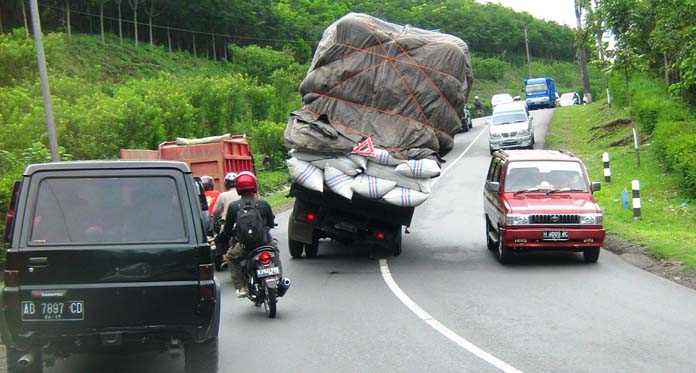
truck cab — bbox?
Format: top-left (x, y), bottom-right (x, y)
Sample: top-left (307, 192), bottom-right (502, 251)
top-left (1, 161), bottom-right (220, 372)
top-left (483, 150), bottom-right (605, 264)
top-left (524, 77), bottom-right (556, 110)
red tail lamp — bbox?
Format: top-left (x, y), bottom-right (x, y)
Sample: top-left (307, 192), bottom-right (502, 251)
top-left (376, 232), bottom-right (385, 240)
top-left (306, 212), bottom-right (316, 221)
top-left (259, 251), bottom-right (272, 264)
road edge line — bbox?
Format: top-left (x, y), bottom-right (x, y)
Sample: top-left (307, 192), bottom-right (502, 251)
top-left (382, 125), bottom-right (523, 373)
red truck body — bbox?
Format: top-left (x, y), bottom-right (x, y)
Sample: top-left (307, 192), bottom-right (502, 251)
top-left (120, 135), bottom-right (254, 192)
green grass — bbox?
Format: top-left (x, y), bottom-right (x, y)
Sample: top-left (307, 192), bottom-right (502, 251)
top-left (548, 102), bottom-right (696, 268)
top-left (264, 187), bottom-right (293, 209)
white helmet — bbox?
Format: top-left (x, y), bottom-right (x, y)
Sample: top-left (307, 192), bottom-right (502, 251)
top-left (474, 96), bottom-right (480, 100)
top-left (224, 172), bottom-right (238, 189)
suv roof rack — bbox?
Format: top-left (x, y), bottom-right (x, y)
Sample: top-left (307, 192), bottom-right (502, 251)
top-left (558, 149), bottom-right (576, 157)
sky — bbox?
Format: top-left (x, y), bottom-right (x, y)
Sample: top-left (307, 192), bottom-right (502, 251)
top-left (476, 0), bottom-right (578, 28)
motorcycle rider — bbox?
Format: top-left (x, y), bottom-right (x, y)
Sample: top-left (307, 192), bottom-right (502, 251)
top-left (473, 96), bottom-right (484, 117)
top-left (215, 171), bottom-right (278, 298)
top-left (201, 175), bottom-right (220, 218)
top-left (212, 172), bottom-right (240, 232)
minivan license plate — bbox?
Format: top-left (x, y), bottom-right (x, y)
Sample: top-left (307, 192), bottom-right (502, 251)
top-left (256, 267), bottom-right (280, 278)
top-left (21, 301), bottom-right (84, 321)
top-left (543, 231), bottom-right (569, 241)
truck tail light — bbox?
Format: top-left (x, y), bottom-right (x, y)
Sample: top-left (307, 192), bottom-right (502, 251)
top-left (3, 270), bottom-right (19, 287)
top-left (198, 264), bottom-right (215, 301)
top-left (298, 210), bottom-right (317, 223)
top-left (376, 232), bottom-right (385, 240)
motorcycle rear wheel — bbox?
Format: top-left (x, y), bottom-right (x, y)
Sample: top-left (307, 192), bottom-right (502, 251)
top-left (264, 287), bottom-right (277, 318)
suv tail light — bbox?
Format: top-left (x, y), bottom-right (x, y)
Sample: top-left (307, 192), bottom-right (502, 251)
top-left (4, 270), bottom-right (19, 287)
top-left (4, 181), bottom-right (21, 243)
top-left (198, 264), bottom-right (215, 301)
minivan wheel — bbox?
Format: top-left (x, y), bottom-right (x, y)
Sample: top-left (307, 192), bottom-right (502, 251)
top-left (497, 235), bottom-right (513, 264)
top-left (184, 337), bottom-right (218, 373)
top-left (583, 247), bottom-right (600, 263)
top-left (6, 347), bottom-right (44, 373)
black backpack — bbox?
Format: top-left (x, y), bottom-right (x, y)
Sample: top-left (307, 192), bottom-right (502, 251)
top-left (235, 201), bottom-right (266, 247)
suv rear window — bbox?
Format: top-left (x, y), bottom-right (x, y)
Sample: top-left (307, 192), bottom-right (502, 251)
top-left (30, 176), bottom-right (187, 244)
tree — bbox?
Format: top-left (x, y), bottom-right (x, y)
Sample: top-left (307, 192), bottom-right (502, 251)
top-left (114, 0), bottom-right (123, 45)
top-left (128, 0), bottom-right (140, 47)
top-left (575, 0), bottom-right (592, 101)
top-left (143, 0), bottom-right (159, 46)
top-left (95, 0), bottom-right (110, 45)
top-left (65, 0), bottom-right (72, 42)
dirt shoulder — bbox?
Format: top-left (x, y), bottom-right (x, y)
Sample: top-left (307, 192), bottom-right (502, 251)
top-left (604, 234), bottom-right (696, 291)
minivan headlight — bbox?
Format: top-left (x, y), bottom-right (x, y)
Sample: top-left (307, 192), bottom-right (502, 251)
top-left (579, 214), bottom-right (603, 225)
top-left (505, 214), bottom-right (529, 225)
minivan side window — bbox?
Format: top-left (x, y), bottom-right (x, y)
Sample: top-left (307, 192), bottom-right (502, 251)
top-left (30, 176), bottom-right (187, 244)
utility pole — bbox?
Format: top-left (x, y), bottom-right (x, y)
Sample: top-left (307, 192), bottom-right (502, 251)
top-left (524, 27), bottom-right (532, 78)
top-left (29, 0), bottom-right (60, 161)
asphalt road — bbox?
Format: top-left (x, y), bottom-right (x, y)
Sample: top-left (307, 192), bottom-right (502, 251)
top-left (45, 109), bottom-right (696, 372)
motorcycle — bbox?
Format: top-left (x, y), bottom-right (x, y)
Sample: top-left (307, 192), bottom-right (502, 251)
top-left (240, 245), bottom-right (290, 318)
top-left (475, 107), bottom-right (484, 118)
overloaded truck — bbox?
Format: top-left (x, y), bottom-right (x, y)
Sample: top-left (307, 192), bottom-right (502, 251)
top-left (120, 134), bottom-right (255, 192)
top-left (285, 13), bottom-right (473, 257)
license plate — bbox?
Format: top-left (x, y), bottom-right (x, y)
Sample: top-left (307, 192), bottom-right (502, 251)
top-left (543, 231), bottom-right (569, 241)
top-left (256, 267), bottom-right (280, 278)
top-left (21, 301), bottom-right (84, 321)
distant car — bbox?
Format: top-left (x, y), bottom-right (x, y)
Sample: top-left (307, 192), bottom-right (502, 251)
top-left (483, 149), bottom-right (605, 264)
top-left (559, 92), bottom-right (581, 107)
top-left (488, 102), bottom-right (534, 154)
top-left (491, 93), bottom-right (514, 109)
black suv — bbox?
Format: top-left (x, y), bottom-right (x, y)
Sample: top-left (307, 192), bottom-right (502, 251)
top-left (1, 161), bottom-right (220, 372)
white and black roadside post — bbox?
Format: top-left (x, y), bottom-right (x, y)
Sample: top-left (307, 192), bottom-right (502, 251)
top-left (603, 152), bottom-right (611, 182)
top-left (632, 179), bottom-right (641, 219)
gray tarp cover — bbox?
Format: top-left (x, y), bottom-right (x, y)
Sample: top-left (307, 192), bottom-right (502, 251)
top-left (284, 13), bottom-right (473, 158)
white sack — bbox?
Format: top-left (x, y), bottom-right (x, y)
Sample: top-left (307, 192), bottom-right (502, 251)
top-left (351, 174), bottom-right (396, 199)
top-left (287, 157), bottom-right (324, 192)
top-left (311, 155), bottom-right (361, 176)
top-left (324, 166), bottom-right (354, 200)
top-left (365, 161), bottom-right (431, 193)
top-left (394, 159), bottom-right (441, 178)
top-left (367, 148), bottom-right (405, 166)
top-left (382, 187), bottom-right (430, 207)
top-left (349, 154), bottom-right (368, 170)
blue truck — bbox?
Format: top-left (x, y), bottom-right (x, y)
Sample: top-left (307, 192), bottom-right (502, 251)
top-left (524, 77), bottom-right (556, 110)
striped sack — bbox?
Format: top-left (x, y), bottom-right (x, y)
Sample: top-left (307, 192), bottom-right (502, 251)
top-left (382, 187), bottom-right (430, 207)
top-left (394, 159), bottom-right (441, 178)
top-left (324, 166), bottom-right (355, 200)
top-left (287, 157), bottom-right (324, 192)
top-left (351, 174), bottom-right (396, 199)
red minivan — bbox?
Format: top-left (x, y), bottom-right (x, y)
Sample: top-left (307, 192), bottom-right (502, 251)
top-left (483, 150), bottom-right (605, 264)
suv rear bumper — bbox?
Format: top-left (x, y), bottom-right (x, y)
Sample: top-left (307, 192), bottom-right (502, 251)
top-left (500, 226), bottom-right (605, 249)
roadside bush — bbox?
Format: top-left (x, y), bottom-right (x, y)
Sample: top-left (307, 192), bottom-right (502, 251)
top-left (257, 170), bottom-right (290, 196)
top-left (653, 121), bottom-right (696, 195)
top-left (472, 56), bottom-right (508, 81)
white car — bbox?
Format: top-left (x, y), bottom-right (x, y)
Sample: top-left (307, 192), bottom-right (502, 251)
top-left (491, 93), bottom-right (514, 109)
top-left (488, 102), bottom-right (535, 154)
top-left (559, 92), bottom-right (581, 107)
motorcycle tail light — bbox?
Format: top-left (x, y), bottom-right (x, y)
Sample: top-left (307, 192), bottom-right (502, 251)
top-left (259, 251), bottom-right (272, 265)
top-left (3, 270), bottom-right (19, 287)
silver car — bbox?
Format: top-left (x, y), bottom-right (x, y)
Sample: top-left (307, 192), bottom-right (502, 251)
top-left (488, 102), bottom-right (535, 154)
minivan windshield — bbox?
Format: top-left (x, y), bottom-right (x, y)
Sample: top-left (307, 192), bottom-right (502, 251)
top-left (526, 83), bottom-right (547, 94)
top-left (491, 112), bottom-right (528, 126)
top-left (30, 176), bottom-right (187, 244)
top-left (504, 161), bottom-right (588, 193)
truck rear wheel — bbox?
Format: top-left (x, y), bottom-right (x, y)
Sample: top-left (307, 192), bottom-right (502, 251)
top-left (289, 240), bottom-right (304, 258)
top-left (304, 234), bottom-right (319, 258)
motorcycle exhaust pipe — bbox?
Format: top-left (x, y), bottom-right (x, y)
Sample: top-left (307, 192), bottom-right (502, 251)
top-left (278, 277), bottom-right (291, 297)
top-left (17, 351), bottom-right (35, 368)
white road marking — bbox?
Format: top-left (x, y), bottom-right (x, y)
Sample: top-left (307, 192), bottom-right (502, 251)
top-left (382, 126), bottom-right (523, 373)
